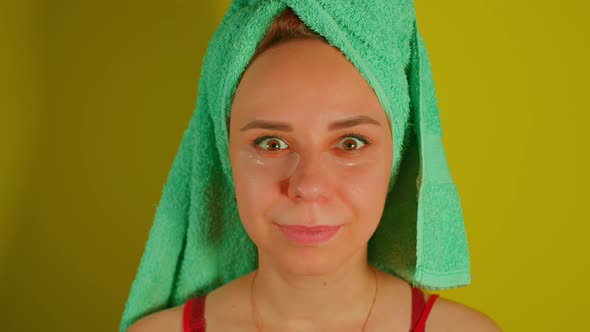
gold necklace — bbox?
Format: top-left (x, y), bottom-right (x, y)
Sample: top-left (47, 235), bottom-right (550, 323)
top-left (250, 266), bottom-right (378, 332)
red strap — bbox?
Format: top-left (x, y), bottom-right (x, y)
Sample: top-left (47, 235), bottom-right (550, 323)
top-left (415, 293), bottom-right (439, 332)
top-left (183, 297), bottom-right (193, 332)
top-left (183, 296), bottom-right (207, 332)
top-left (411, 287), bottom-right (425, 330)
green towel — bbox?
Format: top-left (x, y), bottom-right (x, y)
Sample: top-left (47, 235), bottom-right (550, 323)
top-left (119, 0), bottom-right (470, 331)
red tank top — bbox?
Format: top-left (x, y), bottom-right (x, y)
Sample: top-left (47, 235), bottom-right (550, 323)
top-left (183, 287), bottom-right (439, 332)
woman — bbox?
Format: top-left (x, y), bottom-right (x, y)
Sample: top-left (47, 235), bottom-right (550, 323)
top-left (123, 3), bottom-right (501, 332)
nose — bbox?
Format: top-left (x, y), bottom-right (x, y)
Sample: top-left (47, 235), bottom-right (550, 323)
top-left (286, 151), bottom-right (332, 203)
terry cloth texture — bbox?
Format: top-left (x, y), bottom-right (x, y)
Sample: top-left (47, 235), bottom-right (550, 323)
top-left (119, 1), bottom-right (471, 331)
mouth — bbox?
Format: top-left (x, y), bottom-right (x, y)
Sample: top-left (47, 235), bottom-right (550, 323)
top-left (274, 223), bottom-right (342, 245)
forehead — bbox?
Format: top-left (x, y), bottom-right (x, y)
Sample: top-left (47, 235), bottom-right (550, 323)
top-left (231, 39), bottom-right (385, 122)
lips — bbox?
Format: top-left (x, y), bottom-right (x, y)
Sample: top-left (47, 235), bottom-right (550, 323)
top-left (275, 224), bottom-right (342, 245)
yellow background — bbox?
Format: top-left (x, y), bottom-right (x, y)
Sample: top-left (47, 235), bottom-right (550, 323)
top-left (2, 0), bottom-right (588, 330)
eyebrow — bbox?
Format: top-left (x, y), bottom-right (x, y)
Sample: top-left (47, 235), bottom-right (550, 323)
top-left (239, 115), bottom-right (382, 132)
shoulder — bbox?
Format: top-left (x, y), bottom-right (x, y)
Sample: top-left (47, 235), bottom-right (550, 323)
top-left (126, 303), bottom-right (185, 332)
top-left (127, 273), bottom-right (254, 332)
top-left (425, 294), bottom-right (502, 332)
top-left (372, 271), bottom-right (501, 331)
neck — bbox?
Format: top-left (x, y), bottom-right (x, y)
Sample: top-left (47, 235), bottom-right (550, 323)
top-left (251, 247), bottom-right (377, 329)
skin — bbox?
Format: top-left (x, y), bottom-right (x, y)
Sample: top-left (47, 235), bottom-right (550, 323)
top-left (226, 37), bottom-right (394, 330)
top-left (128, 39), bottom-right (502, 332)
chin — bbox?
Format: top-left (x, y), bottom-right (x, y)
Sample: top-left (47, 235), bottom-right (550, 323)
top-left (264, 242), bottom-right (351, 276)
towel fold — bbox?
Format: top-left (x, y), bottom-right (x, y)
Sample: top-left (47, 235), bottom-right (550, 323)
top-left (119, 1), bottom-right (470, 331)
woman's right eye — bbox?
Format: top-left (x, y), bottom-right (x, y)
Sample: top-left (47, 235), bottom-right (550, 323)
top-left (254, 137), bottom-right (289, 151)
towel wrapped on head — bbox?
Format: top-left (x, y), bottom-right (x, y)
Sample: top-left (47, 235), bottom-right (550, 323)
top-left (119, 1), bottom-right (471, 331)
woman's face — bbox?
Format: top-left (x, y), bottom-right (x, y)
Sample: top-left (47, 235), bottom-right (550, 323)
top-left (229, 39), bottom-right (393, 275)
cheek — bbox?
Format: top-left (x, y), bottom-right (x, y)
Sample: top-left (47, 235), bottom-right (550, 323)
top-left (232, 165), bottom-right (278, 229)
top-left (342, 163), bottom-right (390, 220)
top-left (345, 183), bottom-right (387, 219)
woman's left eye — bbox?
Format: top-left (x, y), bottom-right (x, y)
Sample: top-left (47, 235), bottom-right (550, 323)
top-left (337, 135), bottom-right (369, 151)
